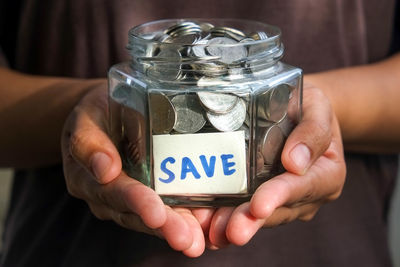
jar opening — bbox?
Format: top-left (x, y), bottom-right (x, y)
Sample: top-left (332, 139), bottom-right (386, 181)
top-left (127, 19), bottom-right (284, 84)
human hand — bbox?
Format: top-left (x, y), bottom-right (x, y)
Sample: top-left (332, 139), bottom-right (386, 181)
top-left (199, 83), bottom-right (346, 248)
top-left (61, 85), bottom-right (206, 257)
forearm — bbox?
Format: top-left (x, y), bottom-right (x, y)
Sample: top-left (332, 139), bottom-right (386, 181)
top-left (305, 53), bottom-right (400, 153)
top-left (0, 67), bottom-right (106, 168)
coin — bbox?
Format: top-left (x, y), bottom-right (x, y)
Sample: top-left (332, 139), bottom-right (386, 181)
top-left (206, 98), bottom-right (246, 132)
top-left (206, 37), bottom-right (247, 64)
top-left (197, 91), bottom-right (238, 114)
top-left (191, 39), bottom-right (209, 58)
top-left (111, 84), bottom-right (132, 105)
top-left (147, 49), bottom-right (182, 80)
top-left (210, 26), bottom-right (246, 41)
top-left (257, 89), bottom-right (271, 121)
top-left (249, 31), bottom-right (268, 40)
top-left (257, 84), bottom-right (291, 123)
top-left (260, 125), bottom-right (285, 165)
top-left (199, 22), bottom-right (214, 32)
top-left (278, 114), bottom-right (294, 137)
top-left (111, 84), bottom-right (147, 112)
top-left (164, 33), bottom-right (201, 44)
top-left (152, 32), bottom-right (171, 42)
top-left (148, 92), bottom-right (176, 134)
top-left (164, 21), bottom-right (201, 37)
top-left (171, 94), bottom-right (206, 133)
top-left (267, 84), bottom-right (291, 123)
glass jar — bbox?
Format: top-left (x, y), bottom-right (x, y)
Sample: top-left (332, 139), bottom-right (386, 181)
top-left (108, 19), bottom-right (302, 207)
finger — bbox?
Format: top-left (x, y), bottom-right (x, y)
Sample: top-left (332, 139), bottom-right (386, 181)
top-left (176, 209), bottom-right (206, 258)
top-left (226, 202), bottom-right (321, 246)
top-left (191, 208), bottom-right (216, 235)
top-left (191, 208), bottom-right (218, 250)
top-left (208, 207), bottom-right (235, 248)
top-left (250, 151), bottom-right (344, 219)
top-left (262, 202), bottom-right (322, 228)
top-left (64, 164), bottom-right (167, 230)
top-left (159, 207), bottom-right (193, 252)
top-left (226, 202), bottom-right (265, 246)
top-left (282, 86), bottom-right (332, 175)
top-left (62, 88), bottom-right (122, 184)
top-left (88, 202), bottom-right (158, 236)
top-left (93, 174), bottom-right (167, 229)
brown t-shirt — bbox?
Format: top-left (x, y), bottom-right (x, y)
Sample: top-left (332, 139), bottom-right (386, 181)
top-left (0, 0), bottom-right (399, 266)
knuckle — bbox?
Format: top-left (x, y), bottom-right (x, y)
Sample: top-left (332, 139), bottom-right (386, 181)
top-left (95, 189), bottom-right (109, 205)
top-left (325, 163), bottom-right (346, 202)
top-left (301, 189), bottom-right (315, 203)
top-left (279, 211), bottom-right (297, 226)
top-left (309, 121), bottom-right (332, 146)
top-left (305, 86), bottom-right (330, 107)
top-left (68, 131), bottom-right (86, 157)
top-left (299, 210), bottom-right (318, 222)
top-left (326, 188), bottom-right (343, 202)
top-left (88, 204), bottom-right (108, 221)
top-left (118, 213), bottom-right (132, 229)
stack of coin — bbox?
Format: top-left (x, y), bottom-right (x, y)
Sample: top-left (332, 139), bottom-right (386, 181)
top-left (148, 91), bottom-right (248, 134)
top-left (254, 84), bottom-right (296, 180)
top-left (128, 20), bottom-right (271, 83)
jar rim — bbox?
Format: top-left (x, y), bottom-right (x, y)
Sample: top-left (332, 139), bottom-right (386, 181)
top-left (128, 18), bottom-right (281, 47)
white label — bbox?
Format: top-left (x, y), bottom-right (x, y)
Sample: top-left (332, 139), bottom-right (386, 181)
top-left (152, 131), bottom-right (247, 194)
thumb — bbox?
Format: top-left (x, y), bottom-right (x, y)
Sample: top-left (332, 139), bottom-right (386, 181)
top-left (281, 85), bottom-right (332, 175)
top-left (62, 88), bottom-right (122, 184)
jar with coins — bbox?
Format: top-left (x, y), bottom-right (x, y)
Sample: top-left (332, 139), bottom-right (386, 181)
top-left (108, 19), bottom-right (302, 206)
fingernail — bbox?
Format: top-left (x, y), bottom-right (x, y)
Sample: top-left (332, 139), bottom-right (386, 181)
top-left (289, 144), bottom-right (311, 175)
top-left (91, 152), bottom-right (112, 182)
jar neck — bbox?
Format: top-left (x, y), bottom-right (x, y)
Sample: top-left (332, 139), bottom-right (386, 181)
top-left (127, 19), bottom-right (284, 84)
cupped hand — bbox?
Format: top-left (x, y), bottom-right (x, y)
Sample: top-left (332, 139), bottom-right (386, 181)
top-left (61, 84), bottom-right (205, 257)
top-left (203, 83), bottom-right (346, 248)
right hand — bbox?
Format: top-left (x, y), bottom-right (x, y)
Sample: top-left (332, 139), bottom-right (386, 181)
top-left (61, 84), bottom-right (206, 257)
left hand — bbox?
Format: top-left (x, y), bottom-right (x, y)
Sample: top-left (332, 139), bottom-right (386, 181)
top-left (195, 83), bottom-right (346, 248)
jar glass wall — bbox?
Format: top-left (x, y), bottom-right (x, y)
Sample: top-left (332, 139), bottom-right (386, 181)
top-left (108, 19), bottom-right (302, 206)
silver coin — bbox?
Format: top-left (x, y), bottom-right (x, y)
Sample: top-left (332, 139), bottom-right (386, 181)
top-left (164, 21), bottom-right (201, 37)
top-left (171, 94), bottom-right (206, 133)
top-left (140, 32), bottom-right (161, 40)
top-left (148, 92), bottom-right (176, 134)
top-left (111, 84), bottom-right (146, 112)
top-left (277, 114), bottom-right (294, 137)
top-left (191, 39), bottom-right (209, 58)
top-left (147, 49), bottom-right (182, 80)
top-left (197, 91), bottom-right (238, 114)
top-left (111, 84), bottom-right (132, 105)
top-left (239, 37), bottom-right (255, 44)
top-left (260, 125), bottom-right (285, 165)
top-left (249, 31), bottom-right (268, 40)
top-left (206, 98), bottom-right (246, 132)
top-left (164, 33), bottom-right (201, 44)
top-left (257, 117), bottom-right (275, 128)
top-left (257, 89), bottom-right (271, 121)
top-left (199, 22), bottom-right (214, 32)
top-left (210, 27), bottom-right (246, 41)
top-left (267, 84), bottom-right (291, 123)
top-left (196, 76), bottom-right (231, 87)
top-left (206, 37), bottom-right (247, 64)
top-left (248, 42), bottom-right (269, 57)
top-left (257, 84), bottom-right (291, 123)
